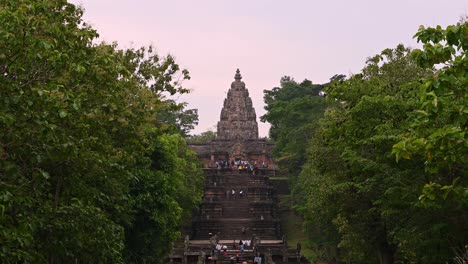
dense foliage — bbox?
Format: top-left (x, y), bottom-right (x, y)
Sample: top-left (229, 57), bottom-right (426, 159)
top-left (0, 0), bottom-right (204, 263)
top-left (186, 129), bottom-right (217, 144)
top-left (261, 77), bottom-right (327, 177)
top-left (263, 23), bottom-right (467, 263)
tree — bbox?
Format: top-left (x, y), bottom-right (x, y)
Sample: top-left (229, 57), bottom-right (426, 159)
top-left (294, 44), bottom-right (456, 263)
top-left (186, 129), bottom-right (217, 144)
top-left (157, 99), bottom-right (199, 137)
top-left (126, 134), bottom-right (204, 262)
top-left (0, 1), bottom-right (203, 262)
top-left (392, 21), bottom-right (468, 260)
top-left (261, 78), bottom-right (327, 177)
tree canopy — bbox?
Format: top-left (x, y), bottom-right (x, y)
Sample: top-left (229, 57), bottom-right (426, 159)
top-left (261, 77), bottom-right (327, 177)
top-left (186, 129), bottom-right (217, 144)
top-left (0, 0), bottom-right (203, 263)
top-left (263, 23), bottom-right (467, 263)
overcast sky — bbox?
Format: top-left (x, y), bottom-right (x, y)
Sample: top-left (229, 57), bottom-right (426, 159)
top-left (70, 0), bottom-right (467, 137)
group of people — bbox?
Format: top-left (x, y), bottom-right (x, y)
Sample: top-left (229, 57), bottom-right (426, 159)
top-left (211, 241), bottom-right (243, 263)
top-left (208, 233), bottom-right (263, 263)
top-left (215, 159), bottom-right (268, 175)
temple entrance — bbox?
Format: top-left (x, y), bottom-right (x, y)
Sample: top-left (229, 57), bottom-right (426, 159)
top-left (231, 142), bottom-right (245, 161)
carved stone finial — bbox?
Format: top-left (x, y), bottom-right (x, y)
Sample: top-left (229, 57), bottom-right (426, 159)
top-left (234, 68), bottom-right (242, 81)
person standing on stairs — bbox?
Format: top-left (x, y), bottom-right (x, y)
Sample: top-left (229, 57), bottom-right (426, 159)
top-left (239, 240), bottom-right (244, 256)
top-left (253, 253), bottom-right (262, 264)
top-left (296, 241), bottom-right (302, 261)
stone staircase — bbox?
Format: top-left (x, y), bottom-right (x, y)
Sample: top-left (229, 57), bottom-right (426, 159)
top-left (191, 169), bottom-right (280, 241)
top-left (164, 168), bottom-right (309, 263)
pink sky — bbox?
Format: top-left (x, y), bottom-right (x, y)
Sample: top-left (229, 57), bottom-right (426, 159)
top-left (70, 0), bottom-right (467, 137)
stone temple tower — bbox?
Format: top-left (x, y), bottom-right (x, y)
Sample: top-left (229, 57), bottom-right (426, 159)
top-left (188, 69), bottom-right (274, 167)
top-left (217, 69), bottom-right (259, 140)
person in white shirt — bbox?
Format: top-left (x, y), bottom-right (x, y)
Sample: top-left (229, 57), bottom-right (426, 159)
top-left (254, 255), bottom-right (262, 264)
top-left (215, 244), bottom-right (222, 255)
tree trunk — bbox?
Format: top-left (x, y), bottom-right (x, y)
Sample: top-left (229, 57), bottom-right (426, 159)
top-left (378, 243), bottom-right (395, 264)
top-left (326, 245), bottom-right (339, 264)
top-left (54, 174), bottom-right (63, 209)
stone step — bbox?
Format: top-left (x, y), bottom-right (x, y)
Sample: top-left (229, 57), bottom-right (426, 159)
top-left (201, 200), bottom-right (274, 206)
top-left (204, 184), bottom-right (271, 190)
top-left (199, 214), bottom-right (275, 220)
top-left (204, 176), bottom-right (266, 181)
top-left (192, 230), bottom-right (279, 237)
top-left (205, 180), bottom-right (270, 186)
top-left (203, 169), bottom-right (279, 176)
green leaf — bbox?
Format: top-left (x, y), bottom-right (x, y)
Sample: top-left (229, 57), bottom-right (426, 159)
top-left (0, 113), bottom-right (15, 126)
top-left (59, 110), bottom-right (68, 118)
top-left (40, 170), bottom-right (50, 180)
top-left (39, 40), bottom-right (52, 49)
top-left (72, 101), bottom-right (80, 111)
top-left (449, 25), bottom-right (460, 34)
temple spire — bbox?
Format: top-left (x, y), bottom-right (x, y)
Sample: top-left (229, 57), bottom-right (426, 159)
top-left (217, 69), bottom-right (258, 140)
top-left (234, 68), bottom-right (242, 81)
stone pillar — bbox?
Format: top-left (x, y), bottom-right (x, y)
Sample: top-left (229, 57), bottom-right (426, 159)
top-left (183, 236), bottom-right (189, 264)
top-left (197, 251), bottom-right (206, 264)
top-left (210, 151), bottom-right (215, 168)
top-left (262, 149), bottom-right (267, 164)
top-left (266, 248), bottom-right (275, 264)
top-left (282, 244), bottom-right (288, 262)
